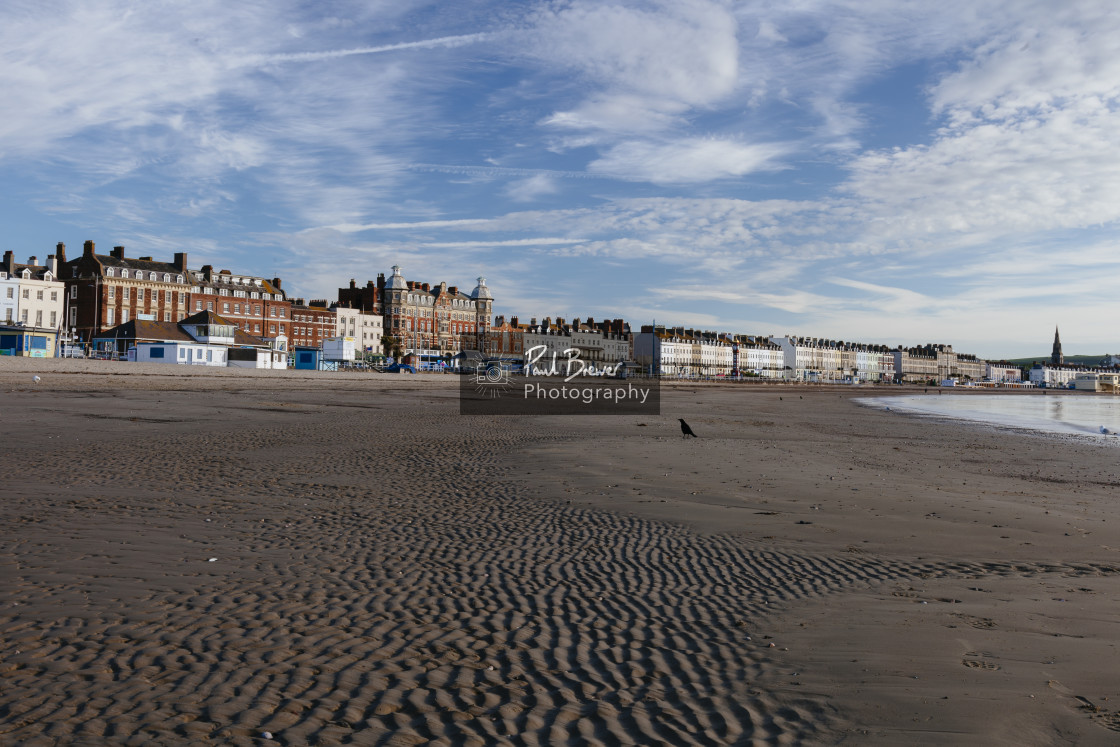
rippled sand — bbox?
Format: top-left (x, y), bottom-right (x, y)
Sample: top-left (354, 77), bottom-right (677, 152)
top-left (3, 359), bottom-right (1120, 745)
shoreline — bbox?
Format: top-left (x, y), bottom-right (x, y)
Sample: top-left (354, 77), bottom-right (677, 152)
top-left (3, 369), bottom-right (1120, 744)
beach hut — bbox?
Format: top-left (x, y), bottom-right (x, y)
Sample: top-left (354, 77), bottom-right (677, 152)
top-left (292, 346), bottom-right (321, 370)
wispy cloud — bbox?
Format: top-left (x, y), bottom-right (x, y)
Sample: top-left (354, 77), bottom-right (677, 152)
top-left (240, 32), bottom-right (496, 67)
top-left (2, 1), bottom-right (1119, 357)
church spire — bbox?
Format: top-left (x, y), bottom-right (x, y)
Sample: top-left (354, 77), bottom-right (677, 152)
top-left (1051, 326), bottom-right (1063, 365)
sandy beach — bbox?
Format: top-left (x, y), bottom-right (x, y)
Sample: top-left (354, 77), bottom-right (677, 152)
top-left (3, 358), bottom-right (1120, 745)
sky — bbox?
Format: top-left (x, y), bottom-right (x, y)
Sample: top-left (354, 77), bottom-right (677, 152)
top-left (2, 0), bottom-right (1119, 360)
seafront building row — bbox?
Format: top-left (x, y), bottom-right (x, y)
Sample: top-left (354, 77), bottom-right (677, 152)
top-left (0, 241), bottom-right (1098, 386)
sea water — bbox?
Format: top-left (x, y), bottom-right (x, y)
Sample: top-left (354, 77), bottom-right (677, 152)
top-left (858, 393), bottom-right (1120, 441)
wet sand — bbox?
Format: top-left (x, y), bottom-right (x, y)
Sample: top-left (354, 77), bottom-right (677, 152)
top-left (2, 358), bottom-right (1119, 745)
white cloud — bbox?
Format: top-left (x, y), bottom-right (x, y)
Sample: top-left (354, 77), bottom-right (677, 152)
top-left (527, 0), bottom-right (739, 113)
top-left (589, 138), bottom-right (791, 183)
top-left (504, 173), bottom-right (559, 202)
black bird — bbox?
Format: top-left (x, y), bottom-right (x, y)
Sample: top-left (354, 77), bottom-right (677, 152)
top-left (679, 418), bottom-right (697, 438)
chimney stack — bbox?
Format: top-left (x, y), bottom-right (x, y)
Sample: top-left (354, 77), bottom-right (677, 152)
top-left (28, 256), bottom-right (37, 266)
top-left (55, 242), bottom-right (67, 264)
top-left (111, 246), bottom-right (125, 259)
top-left (83, 240), bottom-right (96, 258)
top-left (174, 252), bottom-right (187, 272)
top-left (3, 250), bottom-right (14, 276)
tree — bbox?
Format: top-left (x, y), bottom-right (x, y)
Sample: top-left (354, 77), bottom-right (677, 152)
top-left (381, 334), bottom-right (403, 358)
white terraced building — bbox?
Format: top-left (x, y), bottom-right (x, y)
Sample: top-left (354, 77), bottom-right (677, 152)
top-left (736, 337), bottom-right (785, 378)
top-left (1, 251), bottom-right (65, 331)
top-left (770, 336), bottom-right (896, 382)
top-left (633, 326), bottom-right (734, 377)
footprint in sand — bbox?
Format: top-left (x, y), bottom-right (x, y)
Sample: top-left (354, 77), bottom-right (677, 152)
top-left (1091, 712), bottom-right (1120, 733)
top-left (962, 650), bottom-right (1001, 670)
top-left (961, 659), bottom-right (1001, 670)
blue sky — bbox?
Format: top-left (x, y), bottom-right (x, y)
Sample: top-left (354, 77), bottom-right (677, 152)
top-left (3, 0), bottom-right (1119, 359)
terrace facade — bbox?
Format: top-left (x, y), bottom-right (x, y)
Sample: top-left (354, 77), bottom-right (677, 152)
top-left (1, 251), bottom-right (65, 331)
top-left (61, 241), bottom-right (190, 343)
top-left (378, 266), bottom-right (493, 359)
top-left (188, 265), bottom-right (291, 341)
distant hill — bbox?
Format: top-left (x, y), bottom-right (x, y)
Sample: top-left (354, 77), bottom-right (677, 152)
top-left (1004, 354), bottom-right (1111, 367)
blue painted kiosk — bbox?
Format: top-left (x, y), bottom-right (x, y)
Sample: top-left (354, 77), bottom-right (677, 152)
top-left (292, 346), bottom-right (322, 370)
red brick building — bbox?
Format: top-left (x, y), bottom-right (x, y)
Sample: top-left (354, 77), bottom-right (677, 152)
top-left (187, 265), bottom-right (291, 341)
top-left (487, 315), bottom-right (526, 358)
top-left (290, 299), bottom-right (336, 349)
top-left (61, 241), bottom-right (191, 343)
top-left (378, 266), bottom-right (493, 357)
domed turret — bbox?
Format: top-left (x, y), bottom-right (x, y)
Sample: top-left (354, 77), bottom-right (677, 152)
top-left (385, 265), bottom-right (406, 290)
top-left (471, 277), bottom-right (492, 300)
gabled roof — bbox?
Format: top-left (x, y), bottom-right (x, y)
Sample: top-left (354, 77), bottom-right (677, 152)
top-left (12, 263), bottom-right (56, 281)
top-left (95, 313), bottom-right (273, 349)
top-left (95, 319), bottom-right (193, 344)
top-left (179, 309), bottom-right (236, 326)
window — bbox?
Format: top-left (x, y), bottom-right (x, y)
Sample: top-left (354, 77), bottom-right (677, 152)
top-left (254, 305), bottom-right (260, 314)
top-left (150, 348), bottom-right (165, 359)
top-left (106, 308), bottom-right (114, 325)
top-left (70, 286), bottom-right (76, 298)
top-left (34, 310), bottom-right (42, 326)
top-left (179, 348), bottom-right (186, 359)
top-left (280, 324), bottom-right (285, 334)
top-left (5, 287), bottom-right (11, 298)
top-left (122, 287), bottom-right (130, 301)
top-left (137, 289), bottom-right (144, 301)
top-left (206, 350), bottom-right (213, 362)
top-left (50, 291), bottom-right (57, 301)
top-left (149, 272), bottom-right (157, 281)
top-left (121, 309), bottom-right (129, 323)
top-left (207, 302), bottom-right (214, 311)
top-left (106, 268), bottom-right (115, 277)
top-left (50, 311), bottom-right (56, 327)
top-left (176, 275), bottom-right (183, 283)
top-left (254, 323), bottom-right (260, 333)
top-left (270, 324), bottom-right (276, 334)
top-left (234, 304), bottom-right (240, 314)
top-left (164, 312), bottom-right (171, 322)
top-left (269, 307), bottom-right (276, 317)
top-left (22, 289), bottom-right (29, 299)
top-left (223, 303), bottom-right (230, 313)
top-left (108, 286), bottom-right (116, 300)
top-left (21, 309), bottom-right (28, 323)
top-left (69, 307), bottom-right (76, 326)
top-left (196, 300), bottom-right (203, 311)
top-left (36, 290), bottom-right (44, 300)
top-left (163, 274), bottom-right (170, 283)
top-left (279, 309), bottom-right (285, 318)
